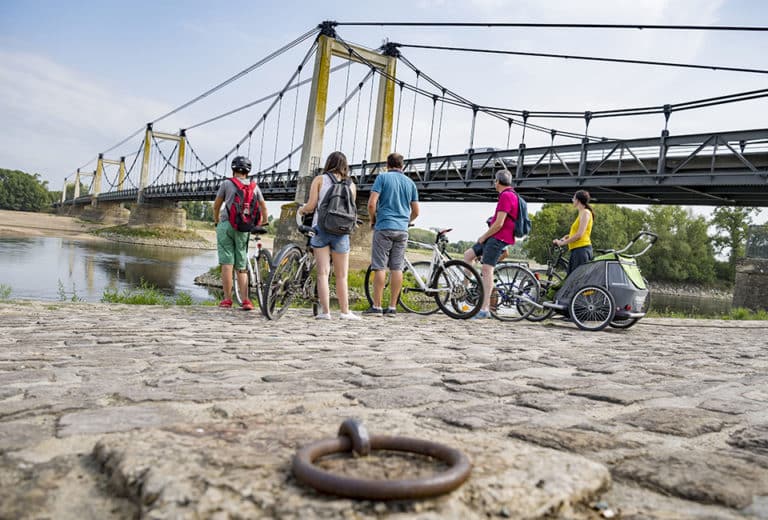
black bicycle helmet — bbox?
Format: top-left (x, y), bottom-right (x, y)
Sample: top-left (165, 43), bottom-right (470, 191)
top-left (231, 156), bottom-right (252, 173)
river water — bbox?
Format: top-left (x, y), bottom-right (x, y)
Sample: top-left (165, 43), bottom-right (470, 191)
top-left (0, 235), bottom-right (734, 313)
top-left (0, 236), bottom-right (219, 302)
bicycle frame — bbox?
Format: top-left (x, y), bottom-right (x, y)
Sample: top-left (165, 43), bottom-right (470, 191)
top-left (263, 209), bottom-right (321, 320)
top-left (402, 239), bottom-right (452, 295)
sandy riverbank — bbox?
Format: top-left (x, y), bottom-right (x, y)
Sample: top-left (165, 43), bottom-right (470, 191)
top-left (0, 209), bottom-right (106, 241)
top-left (0, 209), bottom-right (247, 250)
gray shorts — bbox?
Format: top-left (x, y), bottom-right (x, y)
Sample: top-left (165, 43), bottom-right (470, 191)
top-left (371, 230), bottom-right (409, 271)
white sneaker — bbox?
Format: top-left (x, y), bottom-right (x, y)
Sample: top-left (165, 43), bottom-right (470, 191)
top-left (339, 312), bottom-right (361, 321)
top-left (314, 313), bottom-right (332, 320)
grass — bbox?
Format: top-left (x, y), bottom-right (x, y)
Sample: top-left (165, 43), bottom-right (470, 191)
top-left (94, 225), bottom-right (207, 242)
top-left (57, 280), bottom-right (83, 302)
top-left (0, 284), bottom-right (11, 300)
top-left (101, 280), bottom-right (195, 306)
top-left (646, 307), bottom-right (768, 320)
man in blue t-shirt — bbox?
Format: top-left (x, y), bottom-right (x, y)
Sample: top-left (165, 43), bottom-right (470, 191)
top-left (364, 153), bottom-right (420, 316)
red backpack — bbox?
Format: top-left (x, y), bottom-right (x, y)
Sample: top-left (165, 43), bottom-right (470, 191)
top-left (227, 177), bottom-right (261, 232)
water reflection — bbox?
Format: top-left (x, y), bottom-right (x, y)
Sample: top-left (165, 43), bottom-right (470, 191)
top-left (0, 236), bottom-right (218, 302)
top-left (0, 235), bottom-right (737, 314)
top-left (651, 293), bottom-right (732, 317)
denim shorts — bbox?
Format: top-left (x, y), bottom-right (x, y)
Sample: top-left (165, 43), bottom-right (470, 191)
top-left (471, 237), bottom-right (509, 266)
top-left (310, 226), bottom-right (350, 254)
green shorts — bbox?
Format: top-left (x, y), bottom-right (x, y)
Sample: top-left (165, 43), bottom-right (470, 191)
top-left (216, 221), bottom-right (249, 270)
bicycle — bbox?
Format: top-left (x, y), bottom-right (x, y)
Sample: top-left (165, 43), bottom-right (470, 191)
top-left (487, 262), bottom-right (541, 321)
top-left (263, 209), bottom-right (319, 321)
top-left (523, 245), bottom-right (569, 322)
top-left (521, 232), bottom-right (657, 331)
top-left (231, 226), bottom-right (273, 314)
top-left (363, 227), bottom-right (452, 314)
top-left (363, 228), bottom-right (485, 319)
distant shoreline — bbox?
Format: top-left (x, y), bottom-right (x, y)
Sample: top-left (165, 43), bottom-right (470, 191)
top-left (0, 209), bottom-right (218, 250)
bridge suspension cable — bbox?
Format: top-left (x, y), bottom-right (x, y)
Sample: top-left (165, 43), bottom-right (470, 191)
top-left (394, 42), bottom-right (768, 76)
top-left (161, 37), bottom-right (321, 178)
top-left (392, 46), bottom-right (768, 131)
top-left (394, 51), bottom-right (606, 141)
top-left (151, 26), bottom-right (319, 126)
top-left (333, 21), bottom-right (768, 32)
top-left (258, 67), bottom-right (376, 174)
top-left (69, 26), bottom-right (319, 177)
top-left (184, 62), bottom-right (352, 131)
top-left (333, 34), bottom-right (596, 144)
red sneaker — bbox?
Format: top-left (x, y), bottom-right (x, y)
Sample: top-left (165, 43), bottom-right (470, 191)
top-left (218, 299), bottom-right (233, 308)
top-left (241, 299), bottom-right (254, 311)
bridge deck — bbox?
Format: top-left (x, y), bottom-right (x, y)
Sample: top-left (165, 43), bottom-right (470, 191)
top-left (62, 129), bottom-right (768, 207)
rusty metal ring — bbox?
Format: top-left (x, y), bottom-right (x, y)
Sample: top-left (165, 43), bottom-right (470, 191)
top-left (338, 418), bottom-right (371, 456)
top-left (293, 428), bottom-right (472, 500)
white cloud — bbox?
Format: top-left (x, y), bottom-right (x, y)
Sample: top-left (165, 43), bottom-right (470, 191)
top-left (0, 50), bottom-right (169, 181)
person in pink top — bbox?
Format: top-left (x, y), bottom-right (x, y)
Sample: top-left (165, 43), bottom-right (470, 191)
top-left (463, 170), bottom-right (519, 319)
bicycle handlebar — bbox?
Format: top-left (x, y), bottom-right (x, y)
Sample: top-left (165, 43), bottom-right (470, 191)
top-left (597, 231), bottom-right (658, 258)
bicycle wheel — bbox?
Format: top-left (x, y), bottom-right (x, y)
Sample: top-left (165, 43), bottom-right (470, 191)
top-left (523, 268), bottom-right (563, 322)
top-left (399, 261), bottom-right (440, 315)
top-left (252, 249), bottom-right (272, 314)
top-left (492, 264), bottom-right (540, 322)
top-left (264, 247), bottom-right (302, 320)
top-left (433, 259), bottom-right (483, 319)
top-left (363, 264), bottom-right (392, 309)
top-left (569, 285), bottom-right (615, 332)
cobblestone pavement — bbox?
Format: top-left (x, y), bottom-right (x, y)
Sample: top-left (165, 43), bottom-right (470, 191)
top-left (1, 302), bottom-right (768, 519)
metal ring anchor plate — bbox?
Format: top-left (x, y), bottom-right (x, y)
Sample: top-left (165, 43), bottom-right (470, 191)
top-left (292, 419), bottom-right (472, 500)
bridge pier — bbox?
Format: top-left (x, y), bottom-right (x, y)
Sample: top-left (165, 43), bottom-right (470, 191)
top-left (57, 203), bottom-right (84, 218)
top-left (78, 201), bottom-right (130, 226)
top-left (733, 225), bottom-right (768, 312)
top-left (127, 200), bottom-right (187, 230)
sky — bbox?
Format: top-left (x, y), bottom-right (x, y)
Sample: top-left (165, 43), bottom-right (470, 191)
top-left (1, 0), bottom-right (767, 241)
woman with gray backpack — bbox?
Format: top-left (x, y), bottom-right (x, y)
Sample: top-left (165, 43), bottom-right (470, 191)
top-left (297, 151), bottom-right (360, 320)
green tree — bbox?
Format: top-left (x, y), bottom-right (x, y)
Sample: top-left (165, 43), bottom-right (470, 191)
top-left (64, 181), bottom-right (89, 200)
top-left (641, 206), bottom-right (715, 283)
top-left (180, 201), bottom-right (213, 221)
top-left (522, 202), bottom-right (574, 264)
top-left (709, 206), bottom-right (759, 280)
top-left (409, 227), bottom-right (436, 245)
top-left (0, 168), bottom-right (52, 211)
top-left (522, 202), bottom-right (643, 264)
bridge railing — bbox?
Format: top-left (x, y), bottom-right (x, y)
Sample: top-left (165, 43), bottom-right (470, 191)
top-left (56, 128), bottom-right (768, 206)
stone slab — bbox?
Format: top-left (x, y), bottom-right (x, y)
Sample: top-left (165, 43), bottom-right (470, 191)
top-left (2, 303), bottom-right (768, 517)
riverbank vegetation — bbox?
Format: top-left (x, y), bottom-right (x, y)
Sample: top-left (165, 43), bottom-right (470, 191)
top-left (94, 225), bottom-right (207, 242)
top-left (3, 165), bottom-right (764, 289)
top-left (101, 280), bottom-right (194, 306)
top-left (0, 168), bottom-right (59, 212)
top-left (0, 277), bottom-right (763, 319)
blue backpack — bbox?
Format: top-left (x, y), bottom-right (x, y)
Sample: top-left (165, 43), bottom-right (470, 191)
top-left (513, 192), bottom-right (532, 238)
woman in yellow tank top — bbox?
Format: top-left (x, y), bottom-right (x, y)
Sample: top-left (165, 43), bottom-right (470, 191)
top-left (553, 190), bottom-right (594, 275)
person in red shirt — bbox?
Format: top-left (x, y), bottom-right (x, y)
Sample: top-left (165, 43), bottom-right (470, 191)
top-left (463, 170), bottom-right (519, 319)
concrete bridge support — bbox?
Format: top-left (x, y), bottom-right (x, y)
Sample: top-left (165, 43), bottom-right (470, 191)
top-left (57, 203), bottom-right (84, 218)
top-left (274, 27), bottom-right (396, 257)
top-left (733, 225), bottom-right (768, 312)
top-left (273, 188), bottom-right (374, 269)
top-left (79, 201), bottom-right (130, 226)
top-left (127, 200), bottom-right (187, 230)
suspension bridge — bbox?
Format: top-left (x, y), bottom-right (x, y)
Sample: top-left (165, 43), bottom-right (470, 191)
top-left (57, 21), bottom-right (768, 231)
